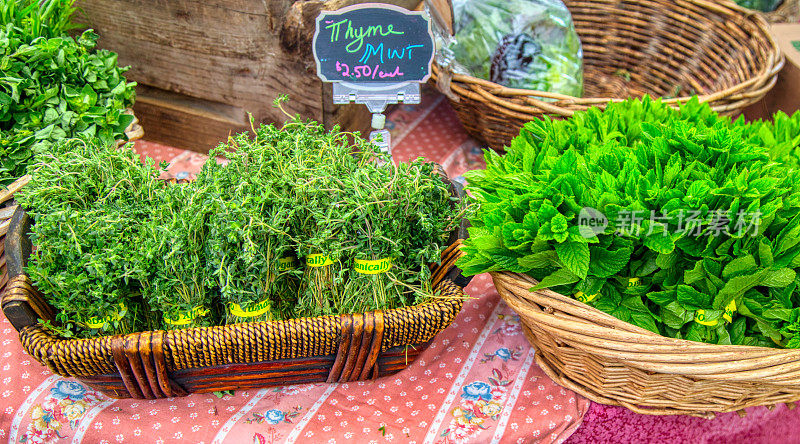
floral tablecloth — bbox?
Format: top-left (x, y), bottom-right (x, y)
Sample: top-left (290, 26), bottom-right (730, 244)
top-left (7, 89), bottom-right (800, 443)
top-left (0, 275), bottom-right (591, 444)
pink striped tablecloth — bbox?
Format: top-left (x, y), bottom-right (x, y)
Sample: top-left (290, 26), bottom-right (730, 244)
top-left (0, 275), bottom-right (589, 444)
top-left (6, 89), bottom-right (800, 443)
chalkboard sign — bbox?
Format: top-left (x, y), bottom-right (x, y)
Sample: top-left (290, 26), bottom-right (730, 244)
top-left (313, 4), bottom-right (435, 84)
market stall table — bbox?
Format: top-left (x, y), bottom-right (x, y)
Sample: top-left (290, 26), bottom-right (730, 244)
top-left (3, 93), bottom-right (800, 443)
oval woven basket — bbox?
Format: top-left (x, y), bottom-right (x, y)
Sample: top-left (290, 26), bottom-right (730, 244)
top-left (0, 109), bottom-right (142, 297)
top-left (1, 168), bottom-right (471, 399)
top-left (432, 0), bottom-right (784, 151)
top-left (491, 271), bottom-right (800, 418)
top-left (764, 0), bottom-right (800, 23)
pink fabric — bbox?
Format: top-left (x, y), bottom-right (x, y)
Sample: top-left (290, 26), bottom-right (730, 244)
top-left (567, 402), bottom-right (800, 444)
top-left (8, 89), bottom-right (800, 443)
top-left (0, 275), bottom-right (590, 443)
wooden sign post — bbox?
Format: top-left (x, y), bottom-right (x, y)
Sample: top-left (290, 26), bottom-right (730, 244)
top-left (313, 3), bottom-right (435, 156)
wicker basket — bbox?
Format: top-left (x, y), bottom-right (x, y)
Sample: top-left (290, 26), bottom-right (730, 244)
top-left (1, 170), bottom-right (471, 399)
top-left (764, 0), bottom-right (800, 23)
top-left (0, 110), bottom-right (142, 297)
top-left (491, 271), bottom-right (800, 418)
top-left (432, 0), bottom-right (784, 151)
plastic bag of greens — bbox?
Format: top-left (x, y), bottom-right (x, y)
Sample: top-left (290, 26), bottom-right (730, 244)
top-left (733, 0), bottom-right (782, 12)
top-left (434, 0), bottom-right (583, 96)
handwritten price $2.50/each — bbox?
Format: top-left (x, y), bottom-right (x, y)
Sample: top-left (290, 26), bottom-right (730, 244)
top-left (336, 61), bottom-right (403, 80)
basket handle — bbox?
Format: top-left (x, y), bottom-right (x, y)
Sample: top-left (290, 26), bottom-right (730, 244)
top-left (431, 239), bottom-right (470, 289)
top-left (2, 206), bottom-right (52, 332)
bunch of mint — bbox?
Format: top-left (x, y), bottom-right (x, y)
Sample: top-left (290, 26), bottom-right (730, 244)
top-left (459, 97), bottom-right (800, 348)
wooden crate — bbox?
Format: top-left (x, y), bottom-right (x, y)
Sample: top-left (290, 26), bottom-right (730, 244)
top-left (76, 0), bottom-right (420, 153)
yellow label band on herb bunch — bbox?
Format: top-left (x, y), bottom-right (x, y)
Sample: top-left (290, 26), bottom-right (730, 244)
top-left (694, 309), bottom-right (718, 327)
top-left (354, 257), bottom-right (392, 275)
top-left (306, 253), bottom-right (334, 268)
top-left (164, 306), bottom-right (209, 326)
top-left (229, 299), bottom-right (272, 318)
top-left (574, 291), bottom-right (599, 303)
top-left (84, 303), bottom-right (127, 329)
top-left (723, 299), bottom-right (737, 323)
top-left (278, 256), bottom-right (297, 271)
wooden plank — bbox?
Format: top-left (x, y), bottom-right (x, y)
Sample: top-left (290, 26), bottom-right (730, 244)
top-left (77, 0), bottom-right (326, 120)
top-left (75, 0), bottom-right (425, 152)
top-left (132, 87), bottom-right (251, 152)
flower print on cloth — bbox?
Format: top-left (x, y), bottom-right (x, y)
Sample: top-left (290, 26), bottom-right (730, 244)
top-left (272, 384), bottom-right (320, 396)
top-left (19, 380), bottom-right (103, 444)
top-left (461, 381), bottom-right (494, 402)
top-left (246, 406), bottom-right (302, 444)
top-left (246, 406), bottom-right (301, 425)
top-left (439, 369), bottom-right (511, 443)
top-left (481, 346), bottom-right (524, 363)
top-left (49, 381), bottom-right (86, 401)
top-left (492, 313), bottom-right (522, 336)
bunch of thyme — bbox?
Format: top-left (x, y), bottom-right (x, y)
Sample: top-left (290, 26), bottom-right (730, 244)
top-left (139, 183), bottom-right (215, 330)
top-left (17, 139), bottom-right (163, 337)
top-left (19, 98), bottom-right (465, 337)
top-left (200, 124), bottom-right (297, 323)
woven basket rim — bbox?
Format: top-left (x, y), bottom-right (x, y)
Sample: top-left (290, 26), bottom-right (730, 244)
top-left (490, 270), bottom-right (800, 416)
top-left (12, 273), bottom-right (464, 345)
top-left (492, 271), bottom-right (800, 355)
top-left (16, 277), bottom-right (464, 338)
top-left (433, 0), bottom-right (784, 107)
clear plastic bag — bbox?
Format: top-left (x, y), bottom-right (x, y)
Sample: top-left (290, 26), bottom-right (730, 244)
top-left (434, 0), bottom-right (583, 97)
top-left (733, 0), bottom-right (782, 13)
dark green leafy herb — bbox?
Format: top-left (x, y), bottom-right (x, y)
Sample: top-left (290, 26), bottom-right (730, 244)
top-left (459, 97), bottom-right (800, 348)
top-left (0, 0), bottom-right (136, 186)
top-left (140, 183), bottom-right (215, 330)
top-left (19, 99), bottom-right (464, 337)
top-left (338, 159), bottom-right (460, 315)
top-left (0, 0), bottom-right (79, 42)
top-left (17, 139), bottom-right (164, 337)
top-left (200, 118), bottom-right (300, 323)
top-left (732, 0), bottom-right (781, 13)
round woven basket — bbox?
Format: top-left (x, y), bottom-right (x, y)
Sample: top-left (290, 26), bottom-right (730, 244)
top-left (491, 271), bottom-right (800, 418)
top-left (764, 0), bottom-right (800, 23)
top-left (432, 0), bottom-right (784, 151)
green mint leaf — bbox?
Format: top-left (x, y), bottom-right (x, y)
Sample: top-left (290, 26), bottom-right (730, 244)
top-left (721, 255), bottom-right (756, 279)
top-left (517, 250), bottom-right (560, 271)
top-left (555, 241), bottom-right (590, 279)
top-left (762, 268), bottom-right (796, 288)
top-left (646, 290), bottom-right (676, 307)
top-left (531, 267), bottom-right (580, 291)
top-left (588, 246), bottom-right (632, 278)
top-left (763, 307), bottom-right (793, 322)
top-left (643, 231), bottom-right (676, 255)
top-left (677, 285), bottom-right (712, 310)
top-left (758, 239), bottom-right (774, 268)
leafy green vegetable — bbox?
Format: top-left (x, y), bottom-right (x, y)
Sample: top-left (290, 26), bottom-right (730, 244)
top-left (140, 182), bottom-right (216, 330)
top-left (437, 0), bottom-right (582, 95)
top-left (0, 0), bottom-right (136, 186)
top-left (459, 96), bottom-right (800, 348)
top-left (338, 159), bottom-right (461, 315)
top-left (0, 0), bottom-right (79, 42)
